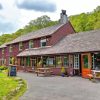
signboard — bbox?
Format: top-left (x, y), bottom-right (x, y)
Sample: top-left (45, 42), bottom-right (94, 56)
top-left (8, 66), bottom-right (16, 76)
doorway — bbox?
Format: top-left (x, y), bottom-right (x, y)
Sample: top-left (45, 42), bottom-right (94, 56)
top-left (31, 58), bottom-right (37, 70)
top-left (81, 53), bottom-right (92, 78)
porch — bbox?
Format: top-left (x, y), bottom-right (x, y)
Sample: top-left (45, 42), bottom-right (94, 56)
top-left (16, 54), bottom-right (81, 76)
top-left (16, 52), bottom-right (100, 78)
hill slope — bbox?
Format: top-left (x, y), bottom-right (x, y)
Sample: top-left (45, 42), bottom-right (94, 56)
top-left (70, 6), bottom-right (100, 32)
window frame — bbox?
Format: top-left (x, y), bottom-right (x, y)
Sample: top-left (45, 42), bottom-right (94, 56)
top-left (74, 54), bottom-right (80, 69)
top-left (56, 56), bottom-right (62, 66)
top-left (1, 58), bottom-right (5, 65)
top-left (2, 48), bottom-right (4, 54)
top-left (9, 45), bottom-right (13, 52)
top-left (19, 42), bottom-right (23, 51)
top-left (9, 57), bottom-right (12, 65)
top-left (40, 38), bottom-right (47, 47)
top-left (29, 40), bottom-right (34, 49)
top-left (46, 57), bottom-right (54, 66)
top-left (64, 56), bottom-right (69, 67)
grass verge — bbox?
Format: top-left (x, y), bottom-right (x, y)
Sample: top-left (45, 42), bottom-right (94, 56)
top-left (0, 71), bottom-right (27, 100)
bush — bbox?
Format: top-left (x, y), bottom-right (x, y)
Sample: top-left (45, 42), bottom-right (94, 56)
top-left (0, 66), bottom-right (8, 71)
top-left (61, 66), bottom-right (66, 74)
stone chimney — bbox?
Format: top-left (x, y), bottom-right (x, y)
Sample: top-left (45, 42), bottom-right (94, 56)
top-left (60, 10), bottom-right (68, 24)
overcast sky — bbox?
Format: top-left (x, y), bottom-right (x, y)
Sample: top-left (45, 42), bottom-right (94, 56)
top-left (0, 0), bottom-right (100, 34)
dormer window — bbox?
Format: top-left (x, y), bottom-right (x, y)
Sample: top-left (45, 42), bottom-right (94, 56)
top-left (40, 38), bottom-right (46, 47)
top-left (19, 42), bottom-right (23, 51)
top-left (29, 40), bottom-right (33, 49)
top-left (9, 45), bottom-right (13, 52)
top-left (2, 48), bottom-right (4, 54)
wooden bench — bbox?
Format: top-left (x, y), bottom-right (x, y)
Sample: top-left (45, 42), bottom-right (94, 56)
top-left (35, 68), bottom-right (53, 76)
top-left (87, 70), bottom-right (100, 82)
top-left (27, 69), bottom-right (34, 73)
top-left (87, 74), bottom-right (93, 80)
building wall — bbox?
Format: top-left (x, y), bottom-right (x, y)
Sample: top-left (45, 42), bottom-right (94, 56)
top-left (0, 22), bottom-right (75, 67)
top-left (23, 41), bottom-right (29, 50)
top-left (0, 48), bottom-right (2, 65)
top-left (34, 38), bottom-right (40, 47)
top-left (0, 47), bottom-right (8, 66)
top-left (50, 22), bottom-right (75, 45)
top-left (0, 48), bottom-right (2, 59)
top-left (5, 46), bottom-right (9, 66)
top-left (46, 36), bottom-right (52, 46)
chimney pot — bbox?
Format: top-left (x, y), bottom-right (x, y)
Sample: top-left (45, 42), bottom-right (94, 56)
top-left (60, 10), bottom-right (68, 24)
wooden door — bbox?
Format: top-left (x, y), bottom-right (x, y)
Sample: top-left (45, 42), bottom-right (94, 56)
top-left (31, 59), bottom-right (37, 69)
top-left (81, 53), bottom-right (92, 78)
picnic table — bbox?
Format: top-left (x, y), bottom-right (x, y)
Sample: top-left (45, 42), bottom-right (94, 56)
top-left (92, 70), bottom-right (100, 79)
top-left (88, 70), bottom-right (100, 82)
top-left (35, 68), bottom-right (53, 76)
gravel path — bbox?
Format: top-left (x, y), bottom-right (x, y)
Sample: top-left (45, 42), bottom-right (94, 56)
top-left (18, 72), bottom-right (100, 100)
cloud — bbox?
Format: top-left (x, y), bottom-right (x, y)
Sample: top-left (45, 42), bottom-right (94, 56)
top-left (16, 0), bottom-right (56, 12)
top-left (0, 3), bottom-right (3, 9)
top-left (0, 22), bottom-right (14, 33)
top-left (0, 16), bottom-right (17, 34)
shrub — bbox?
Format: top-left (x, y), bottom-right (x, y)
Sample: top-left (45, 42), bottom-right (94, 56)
top-left (0, 66), bottom-right (8, 70)
top-left (61, 66), bottom-right (66, 74)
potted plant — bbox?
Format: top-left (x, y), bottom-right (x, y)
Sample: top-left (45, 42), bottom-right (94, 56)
top-left (37, 60), bottom-right (43, 68)
top-left (57, 60), bottom-right (62, 67)
top-left (61, 66), bottom-right (66, 77)
top-left (11, 57), bottom-right (15, 65)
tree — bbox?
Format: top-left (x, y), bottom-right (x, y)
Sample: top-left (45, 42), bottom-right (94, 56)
top-left (29, 15), bottom-right (58, 29)
top-left (94, 6), bottom-right (100, 12)
top-left (0, 15), bottom-right (58, 46)
top-left (69, 6), bottom-right (100, 32)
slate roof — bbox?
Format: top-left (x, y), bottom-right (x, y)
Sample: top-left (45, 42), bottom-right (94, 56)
top-left (0, 43), bottom-right (7, 48)
top-left (17, 29), bottom-right (100, 57)
top-left (7, 23), bottom-right (64, 45)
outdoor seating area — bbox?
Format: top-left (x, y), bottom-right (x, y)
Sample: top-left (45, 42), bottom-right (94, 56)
top-left (87, 70), bottom-right (100, 82)
top-left (92, 70), bottom-right (100, 79)
top-left (35, 68), bottom-right (53, 76)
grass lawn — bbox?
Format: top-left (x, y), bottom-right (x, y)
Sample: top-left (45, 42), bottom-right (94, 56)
top-left (0, 71), bottom-right (27, 100)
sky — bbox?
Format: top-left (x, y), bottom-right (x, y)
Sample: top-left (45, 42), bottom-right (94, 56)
top-left (0, 0), bottom-right (100, 35)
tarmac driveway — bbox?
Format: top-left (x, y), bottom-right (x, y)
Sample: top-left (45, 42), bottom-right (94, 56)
top-left (18, 72), bottom-right (100, 100)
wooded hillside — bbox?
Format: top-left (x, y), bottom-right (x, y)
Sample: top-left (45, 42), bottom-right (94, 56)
top-left (70, 6), bottom-right (100, 32)
top-left (0, 6), bottom-right (100, 45)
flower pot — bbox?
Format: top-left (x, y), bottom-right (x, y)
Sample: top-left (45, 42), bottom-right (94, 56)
top-left (61, 73), bottom-right (65, 77)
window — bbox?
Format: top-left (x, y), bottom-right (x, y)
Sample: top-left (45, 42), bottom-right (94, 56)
top-left (93, 53), bottom-right (100, 70)
top-left (43, 57), bottom-right (47, 65)
top-left (9, 57), bottom-right (13, 64)
top-left (64, 56), bottom-right (69, 66)
top-left (83, 55), bottom-right (88, 68)
top-left (29, 40), bottom-right (33, 49)
top-left (1, 58), bottom-right (5, 65)
top-left (9, 45), bottom-right (13, 52)
top-left (19, 42), bottom-right (23, 51)
top-left (92, 54), bottom-right (95, 69)
top-left (40, 39), bottom-right (46, 47)
top-left (46, 57), bottom-right (54, 66)
top-left (2, 48), bottom-right (4, 54)
top-left (26, 57), bottom-right (30, 66)
top-left (74, 54), bottom-right (79, 69)
top-left (20, 57), bottom-right (24, 66)
top-left (69, 55), bottom-right (74, 67)
top-left (56, 56), bottom-right (62, 66)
